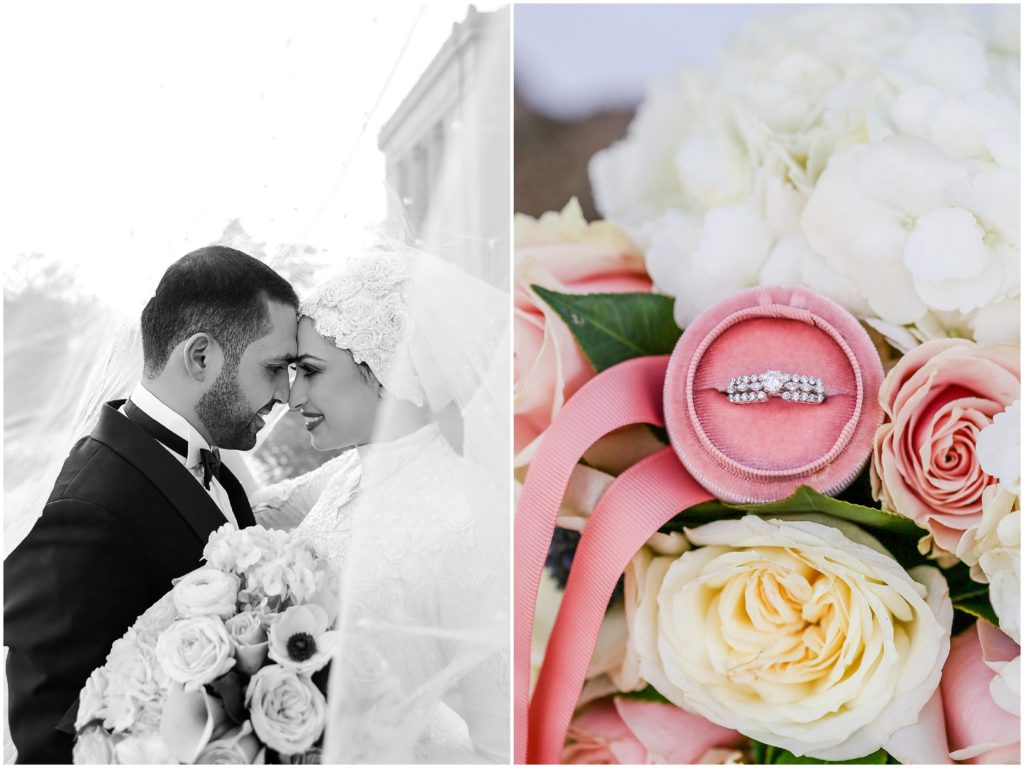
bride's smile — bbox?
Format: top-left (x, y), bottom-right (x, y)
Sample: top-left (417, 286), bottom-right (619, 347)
top-left (302, 412), bottom-right (325, 432)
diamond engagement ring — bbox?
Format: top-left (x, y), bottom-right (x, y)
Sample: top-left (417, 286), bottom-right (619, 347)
top-left (726, 370), bottom-right (826, 404)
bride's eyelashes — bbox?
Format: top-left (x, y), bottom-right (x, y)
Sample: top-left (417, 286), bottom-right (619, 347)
top-left (292, 363), bottom-right (320, 379)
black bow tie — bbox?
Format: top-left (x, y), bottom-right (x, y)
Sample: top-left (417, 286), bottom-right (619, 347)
top-left (199, 447), bottom-right (221, 490)
top-left (124, 399), bottom-right (222, 490)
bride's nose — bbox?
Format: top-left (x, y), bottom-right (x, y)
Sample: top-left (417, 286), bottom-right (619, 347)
top-left (288, 374), bottom-right (308, 410)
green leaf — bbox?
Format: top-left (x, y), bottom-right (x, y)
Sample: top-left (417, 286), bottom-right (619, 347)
top-left (531, 287), bottom-right (682, 372)
top-left (944, 562), bottom-right (999, 625)
top-left (751, 742), bottom-right (897, 764)
top-left (618, 685), bottom-right (672, 705)
top-left (662, 485), bottom-right (925, 541)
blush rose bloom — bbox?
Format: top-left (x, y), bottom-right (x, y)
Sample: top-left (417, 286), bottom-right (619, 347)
top-left (172, 567), bottom-right (240, 620)
top-left (156, 617), bottom-right (236, 691)
top-left (872, 339), bottom-right (1020, 554)
top-left (563, 696), bottom-right (742, 764)
top-left (225, 610), bottom-right (269, 676)
top-left (514, 199), bottom-right (652, 466)
top-left (633, 515), bottom-right (952, 760)
top-left (245, 665), bottom-right (327, 756)
top-left (941, 622), bottom-right (1020, 764)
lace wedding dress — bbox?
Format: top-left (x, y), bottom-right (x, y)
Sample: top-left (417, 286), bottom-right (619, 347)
top-left (253, 247), bottom-right (510, 763)
top-left (254, 424), bottom-right (508, 763)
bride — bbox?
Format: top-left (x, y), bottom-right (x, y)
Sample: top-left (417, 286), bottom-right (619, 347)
top-left (252, 245), bottom-right (509, 764)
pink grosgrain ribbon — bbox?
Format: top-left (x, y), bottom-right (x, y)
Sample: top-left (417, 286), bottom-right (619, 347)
top-left (528, 446), bottom-right (711, 763)
top-left (514, 355), bottom-right (712, 762)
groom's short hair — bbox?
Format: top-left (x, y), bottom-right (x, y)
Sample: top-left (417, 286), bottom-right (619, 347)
top-left (141, 246), bottom-right (299, 377)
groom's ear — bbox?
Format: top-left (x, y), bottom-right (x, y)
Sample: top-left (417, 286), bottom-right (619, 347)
top-left (181, 333), bottom-right (223, 383)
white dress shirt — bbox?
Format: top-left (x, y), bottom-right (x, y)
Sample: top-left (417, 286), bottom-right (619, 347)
top-left (122, 384), bottom-right (239, 529)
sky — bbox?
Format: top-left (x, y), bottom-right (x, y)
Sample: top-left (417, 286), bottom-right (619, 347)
top-left (1, 1), bottom-right (503, 308)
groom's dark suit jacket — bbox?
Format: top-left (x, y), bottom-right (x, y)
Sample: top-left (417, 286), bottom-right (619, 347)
top-left (4, 400), bottom-right (256, 764)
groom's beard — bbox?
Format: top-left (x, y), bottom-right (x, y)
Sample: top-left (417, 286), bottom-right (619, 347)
top-left (196, 365), bottom-right (262, 450)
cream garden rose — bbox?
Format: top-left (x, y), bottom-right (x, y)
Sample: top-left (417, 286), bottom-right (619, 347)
top-left (632, 515), bottom-right (952, 760)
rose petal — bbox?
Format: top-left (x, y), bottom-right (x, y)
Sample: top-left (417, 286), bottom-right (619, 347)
top-left (942, 623), bottom-right (1020, 763)
top-left (613, 697), bottom-right (742, 764)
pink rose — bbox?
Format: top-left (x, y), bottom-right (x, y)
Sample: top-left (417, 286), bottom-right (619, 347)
top-left (941, 622), bottom-right (1020, 764)
top-left (872, 339), bottom-right (1019, 553)
top-left (515, 199), bottom-right (652, 466)
top-left (563, 696), bottom-right (742, 764)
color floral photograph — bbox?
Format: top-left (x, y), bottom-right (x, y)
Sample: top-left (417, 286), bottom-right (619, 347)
top-left (514, 5), bottom-right (1020, 764)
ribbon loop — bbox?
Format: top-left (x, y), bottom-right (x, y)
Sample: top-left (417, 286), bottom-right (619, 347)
top-left (514, 355), bottom-right (670, 762)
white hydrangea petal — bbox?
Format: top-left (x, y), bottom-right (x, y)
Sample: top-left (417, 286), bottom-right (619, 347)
top-left (692, 205), bottom-right (773, 280)
top-left (904, 207), bottom-right (987, 282)
top-left (900, 27), bottom-right (988, 96)
top-left (890, 85), bottom-right (946, 140)
top-left (675, 122), bottom-right (752, 211)
top-left (970, 297), bottom-right (1021, 345)
top-left (643, 210), bottom-right (703, 300)
top-left (758, 236), bottom-right (803, 287)
top-left (976, 401), bottom-right (1021, 494)
top-left (862, 261), bottom-right (928, 325)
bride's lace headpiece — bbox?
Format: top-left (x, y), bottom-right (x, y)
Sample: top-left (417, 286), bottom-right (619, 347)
top-left (300, 252), bottom-right (425, 406)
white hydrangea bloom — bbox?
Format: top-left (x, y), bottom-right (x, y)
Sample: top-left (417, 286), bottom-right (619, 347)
top-left (589, 5), bottom-right (1020, 339)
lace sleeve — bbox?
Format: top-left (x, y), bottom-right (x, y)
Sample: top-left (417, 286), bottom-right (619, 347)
top-left (250, 451), bottom-right (359, 531)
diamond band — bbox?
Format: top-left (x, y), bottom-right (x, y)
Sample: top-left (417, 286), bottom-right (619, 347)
top-left (726, 370), bottom-right (826, 405)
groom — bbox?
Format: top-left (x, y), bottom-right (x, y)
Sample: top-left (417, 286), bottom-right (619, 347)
top-left (4, 246), bottom-right (298, 763)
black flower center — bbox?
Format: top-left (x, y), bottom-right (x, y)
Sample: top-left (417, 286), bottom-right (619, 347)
top-left (287, 632), bottom-right (317, 662)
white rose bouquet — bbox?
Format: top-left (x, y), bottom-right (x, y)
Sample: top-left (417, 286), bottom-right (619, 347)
top-left (518, 6), bottom-right (1020, 764)
top-left (71, 525), bottom-right (340, 764)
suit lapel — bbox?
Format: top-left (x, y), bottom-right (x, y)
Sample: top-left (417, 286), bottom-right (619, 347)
top-left (219, 466), bottom-right (255, 529)
top-left (92, 400), bottom-right (229, 545)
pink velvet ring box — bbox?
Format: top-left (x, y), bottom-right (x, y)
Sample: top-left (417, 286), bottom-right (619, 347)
top-left (664, 286), bottom-right (885, 503)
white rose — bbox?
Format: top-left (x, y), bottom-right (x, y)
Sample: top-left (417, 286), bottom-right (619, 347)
top-left (72, 726), bottom-right (116, 764)
top-left (957, 485), bottom-right (1021, 644)
top-left (633, 515), bottom-right (952, 760)
top-left (245, 665), bottom-right (327, 756)
top-left (156, 617), bottom-right (235, 690)
top-left (135, 593), bottom-right (179, 641)
top-left (172, 567), bottom-right (240, 619)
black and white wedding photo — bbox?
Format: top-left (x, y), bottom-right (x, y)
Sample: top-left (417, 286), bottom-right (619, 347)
top-left (3, 2), bottom-right (510, 763)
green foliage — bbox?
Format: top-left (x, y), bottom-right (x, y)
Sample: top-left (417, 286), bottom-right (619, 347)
top-left (944, 561), bottom-right (999, 625)
top-left (662, 485), bottom-right (924, 540)
top-left (751, 742), bottom-right (898, 764)
top-left (618, 685), bottom-right (672, 705)
top-left (531, 287), bottom-right (682, 372)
